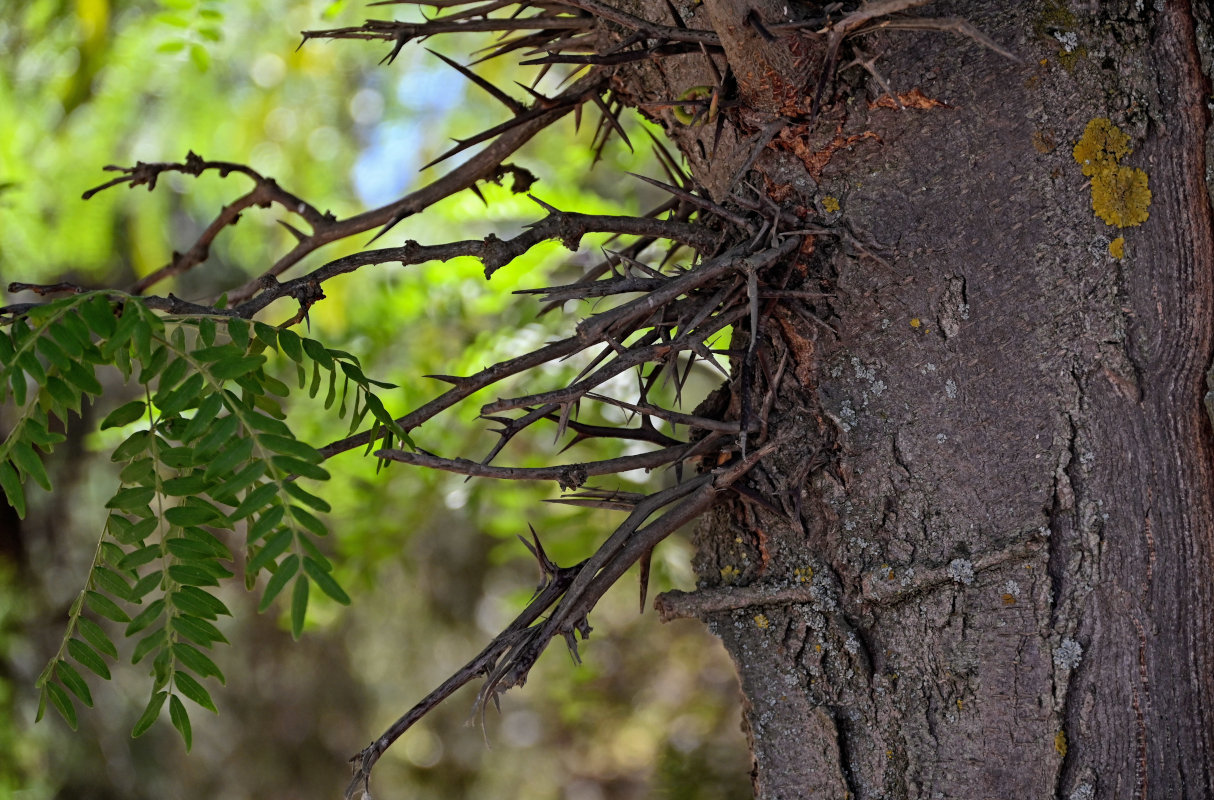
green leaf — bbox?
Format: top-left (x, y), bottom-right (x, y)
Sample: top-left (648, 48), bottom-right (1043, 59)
top-left (157, 372), bottom-right (205, 416)
top-left (191, 344), bottom-right (239, 363)
top-left (283, 481), bottom-right (331, 513)
top-left (155, 356), bottom-right (191, 399)
top-left (194, 413), bottom-right (240, 456)
top-left (247, 503), bottom-right (286, 542)
top-left (68, 638), bottom-right (112, 680)
top-left (55, 660), bottom-right (94, 707)
top-left (165, 537), bottom-right (220, 561)
top-left (45, 682), bottom-right (78, 730)
top-left (198, 317), bottom-right (217, 347)
top-left (208, 355), bottom-right (266, 380)
top-left (23, 417), bottom-right (66, 448)
top-left (167, 564), bottom-right (221, 587)
top-left (85, 590), bottom-right (130, 623)
top-left (92, 569), bottom-right (135, 603)
top-left (248, 528), bottom-right (293, 573)
top-left (110, 516), bottom-right (158, 546)
top-left (287, 505), bottom-right (327, 538)
top-left (231, 482), bottom-right (277, 521)
top-left (174, 670), bottom-right (217, 713)
top-left (290, 575), bottom-right (309, 639)
top-left (126, 599), bottom-right (167, 636)
top-left (45, 375), bottom-right (80, 413)
top-left (178, 392), bottom-right (224, 444)
top-left (270, 456), bottom-right (329, 482)
top-left (208, 460), bottom-right (266, 503)
top-left (106, 486), bottom-right (156, 511)
top-left (203, 437), bottom-right (254, 481)
top-left (258, 554), bottom-right (299, 611)
top-left (131, 571), bottom-right (164, 600)
top-left (9, 365), bottom-right (27, 406)
top-left (165, 502), bottom-right (224, 527)
top-left (36, 334), bottom-right (73, 368)
top-left (303, 556), bottom-right (350, 605)
top-left (11, 441), bottom-right (51, 491)
top-left (173, 586), bottom-right (232, 619)
top-left (64, 360), bottom-right (102, 396)
top-left (0, 460), bottom-right (26, 519)
top-left (277, 329), bottom-right (303, 362)
top-left (132, 629), bottom-right (167, 665)
top-left (173, 642), bottom-right (225, 684)
top-left (118, 457), bottom-right (156, 485)
top-left (258, 434), bottom-right (322, 463)
top-left (178, 527), bottom-right (233, 559)
top-left (131, 691), bottom-right (168, 738)
top-left (173, 614), bottom-right (228, 647)
top-left (253, 322), bottom-right (277, 349)
top-left (80, 295), bottom-right (117, 338)
top-left (241, 410), bottom-right (291, 436)
top-left (112, 430), bottom-right (151, 462)
top-left (227, 318), bottom-right (250, 351)
top-left (76, 617), bottom-right (118, 659)
top-left (118, 544), bottom-right (163, 570)
top-left (169, 694), bottom-right (193, 750)
top-left (162, 472), bottom-right (209, 496)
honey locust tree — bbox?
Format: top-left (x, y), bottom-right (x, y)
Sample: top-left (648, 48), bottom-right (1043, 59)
top-left (3, 1), bottom-right (1214, 798)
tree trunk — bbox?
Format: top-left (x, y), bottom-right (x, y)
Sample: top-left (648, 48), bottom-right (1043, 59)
top-left (629, 2), bottom-right (1214, 797)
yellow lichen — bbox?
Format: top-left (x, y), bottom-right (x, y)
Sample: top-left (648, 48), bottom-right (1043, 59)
top-left (1073, 118), bottom-right (1131, 177)
top-left (1072, 118), bottom-right (1151, 228)
top-left (754, 613), bottom-right (769, 629)
top-left (720, 565), bottom-right (740, 583)
top-left (794, 566), bottom-right (814, 583)
top-left (822, 195), bottom-right (841, 213)
top-left (1054, 730), bottom-right (1068, 756)
top-left (909, 317), bottom-right (921, 329)
top-left (1109, 236), bottom-right (1126, 259)
top-left (1091, 165), bottom-right (1151, 228)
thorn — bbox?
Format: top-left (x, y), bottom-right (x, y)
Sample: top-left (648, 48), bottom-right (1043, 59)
top-left (276, 219), bottom-right (309, 242)
top-left (637, 546), bottom-right (656, 613)
top-left (380, 34), bottom-right (410, 65)
top-left (427, 48), bottom-right (526, 114)
top-left (423, 373), bottom-right (466, 385)
top-left (526, 193), bottom-right (561, 214)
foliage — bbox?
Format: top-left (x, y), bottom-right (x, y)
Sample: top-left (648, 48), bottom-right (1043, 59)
top-left (0, 0), bottom-right (757, 796)
top-left (0, 291), bottom-right (405, 746)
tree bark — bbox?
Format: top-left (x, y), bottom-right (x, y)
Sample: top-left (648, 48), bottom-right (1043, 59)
top-left (629, 2), bottom-right (1214, 797)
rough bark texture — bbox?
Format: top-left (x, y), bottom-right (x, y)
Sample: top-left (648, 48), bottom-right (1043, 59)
top-left (629, 2), bottom-right (1214, 797)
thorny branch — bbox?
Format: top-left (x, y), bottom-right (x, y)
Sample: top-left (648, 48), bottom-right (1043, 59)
top-left (0, 0), bottom-right (1022, 794)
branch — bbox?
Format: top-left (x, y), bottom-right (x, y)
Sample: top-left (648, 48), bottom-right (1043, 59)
top-left (375, 441), bottom-right (700, 490)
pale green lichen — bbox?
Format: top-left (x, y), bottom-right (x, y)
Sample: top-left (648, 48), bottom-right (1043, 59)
top-left (1072, 118), bottom-right (1151, 229)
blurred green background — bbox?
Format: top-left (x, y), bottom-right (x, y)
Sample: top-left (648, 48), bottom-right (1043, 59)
top-left (0, 1), bottom-right (750, 798)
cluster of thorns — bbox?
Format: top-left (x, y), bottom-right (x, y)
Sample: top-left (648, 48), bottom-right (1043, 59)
top-left (3, 0), bottom-right (1016, 795)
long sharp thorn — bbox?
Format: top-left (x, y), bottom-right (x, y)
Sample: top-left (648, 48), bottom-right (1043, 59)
top-left (526, 193), bottom-right (561, 214)
top-left (277, 219), bottom-right (308, 242)
top-left (381, 34), bottom-right (410, 65)
top-left (514, 81), bottom-right (552, 103)
top-left (427, 48), bottom-right (526, 113)
top-left (591, 92), bottom-right (633, 151)
top-left (639, 547), bottom-right (654, 613)
top-left (662, 0), bottom-right (687, 28)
